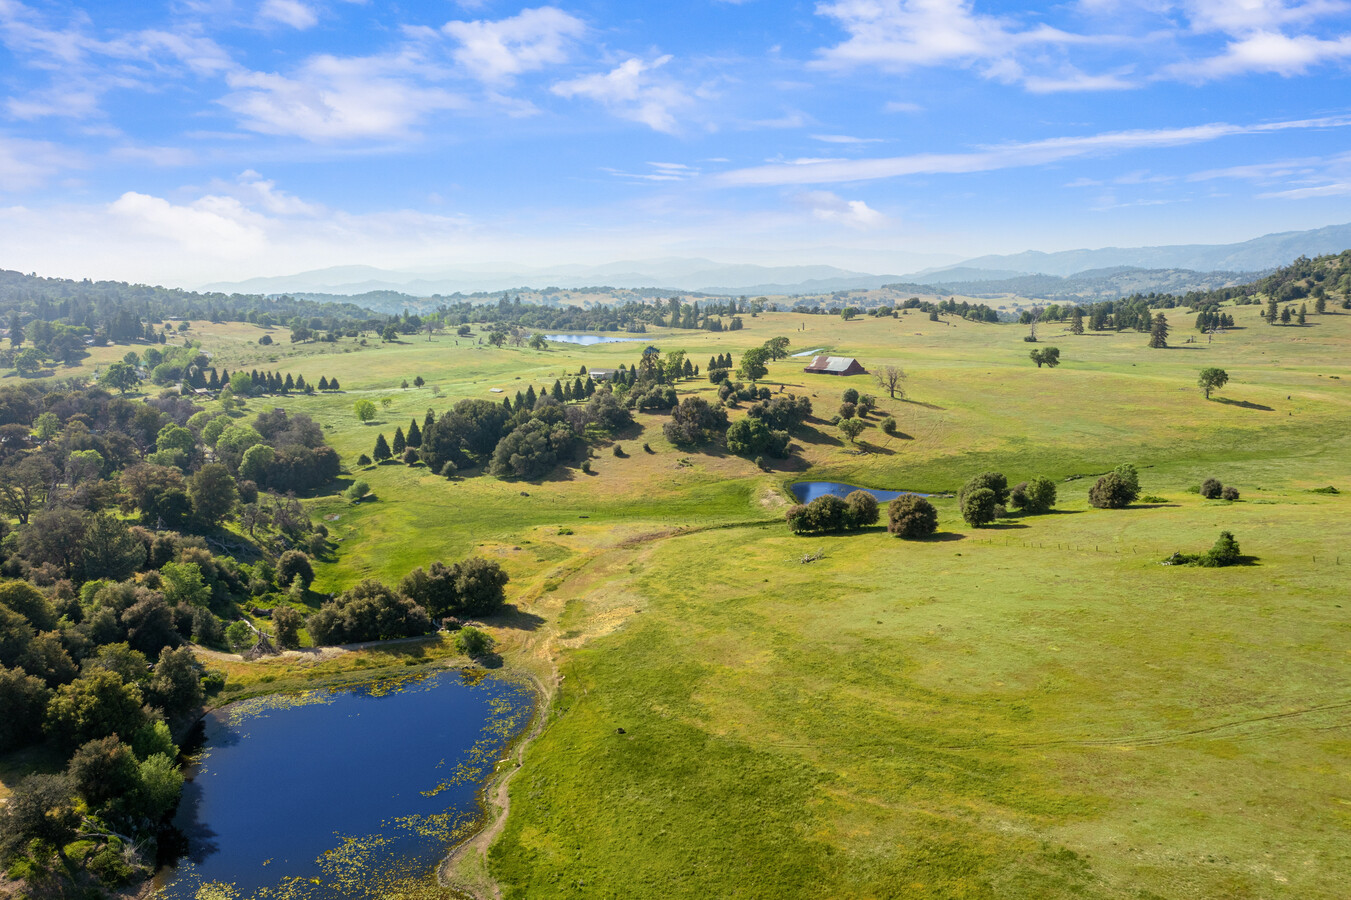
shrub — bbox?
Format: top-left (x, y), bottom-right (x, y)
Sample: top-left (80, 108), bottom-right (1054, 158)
top-left (440, 461), bottom-right (457, 478)
top-left (1221, 485), bottom-right (1240, 501)
top-left (272, 607), bottom-right (302, 649)
top-left (1200, 477), bottom-right (1223, 499)
top-left (887, 495), bottom-right (938, 539)
top-left (841, 388), bottom-right (859, 404)
top-left (838, 401), bottom-right (856, 419)
top-left (402, 447), bottom-right (419, 465)
top-left (277, 550), bottom-right (314, 589)
top-left (356, 453), bottom-right (372, 467)
top-left (1089, 464), bottom-right (1140, 509)
top-left (961, 487), bottom-right (998, 527)
top-left (844, 490), bottom-right (879, 527)
top-left (455, 626), bottom-right (494, 658)
top-left (613, 444), bottom-right (624, 457)
top-left (726, 417), bottom-right (789, 458)
top-left (959, 472), bottom-right (1009, 506)
top-left (347, 480), bottom-right (370, 502)
top-left (643, 443), bottom-right (653, 454)
top-left (225, 620), bottom-right (254, 653)
top-left (581, 459), bottom-right (592, 474)
top-left (881, 416), bottom-right (897, 435)
top-left (1010, 475), bottom-right (1057, 514)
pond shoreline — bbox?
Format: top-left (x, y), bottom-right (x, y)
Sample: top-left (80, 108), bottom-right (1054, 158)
top-left (436, 667), bottom-right (552, 899)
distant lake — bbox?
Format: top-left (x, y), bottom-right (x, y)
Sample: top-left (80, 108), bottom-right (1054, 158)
top-left (544, 333), bottom-right (641, 345)
top-left (158, 670), bottom-right (534, 900)
top-left (790, 482), bottom-right (931, 504)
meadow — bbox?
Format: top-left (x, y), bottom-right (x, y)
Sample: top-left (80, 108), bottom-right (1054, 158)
top-left (37, 301), bottom-right (1350, 897)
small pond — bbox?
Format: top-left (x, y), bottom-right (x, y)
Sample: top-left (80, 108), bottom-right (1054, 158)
top-left (543, 333), bottom-right (641, 345)
top-left (158, 670), bottom-right (534, 900)
top-left (790, 481), bottom-right (931, 504)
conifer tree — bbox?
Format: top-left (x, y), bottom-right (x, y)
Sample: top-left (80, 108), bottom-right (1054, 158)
top-left (373, 433), bottom-right (392, 461)
top-left (1266, 298), bottom-right (1279, 323)
top-left (552, 379), bottom-right (564, 402)
top-left (328, 377), bottom-right (340, 391)
top-left (563, 381), bottom-right (573, 401)
top-left (1148, 312), bottom-right (1169, 348)
top-left (1298, 303), bottom-right (1307, 325)
top-left (525, 384), bottom-right (537, 407)
top-left (392, 427), bottom-right (406, 455)
top-left (515, 390), bottom-right (526, 410)
top-left (585, 376), bottom-right (596, 396)
top-left (425, 408), bottom-right (435, 429)
top-left (318, 375), bottom-right (329, 390)
top-left (208, 368), bottom-right (220, 390)
top-left (573, 376), bottom-right (584, 398)
top-left (284, 373), bottom-right (295, 392)
top-left (407, 419), bottom-right (422, 447)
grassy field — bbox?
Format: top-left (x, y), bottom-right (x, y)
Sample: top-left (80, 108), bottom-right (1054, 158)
top-left (97, 303), bottom-right (1351, 897)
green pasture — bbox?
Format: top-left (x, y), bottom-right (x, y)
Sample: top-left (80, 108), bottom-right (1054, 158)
top-left (166, 302), bottom-right (1351, 897)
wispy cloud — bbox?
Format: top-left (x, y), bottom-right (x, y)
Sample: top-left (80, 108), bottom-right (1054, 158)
top-left (552, 56), bottom-right (692, 134)
top-left (443, 6), bottom-right (586, 84)
top-left (259, 0), bottom-right (319, 31)
top-left (716, 114), bottom-right (1351, 186)
top-left (796, 190), bottom-right (887, 228)
top-left (0, 136), bottom-right (81, 190)
top-left (221, 51), bottom-right (465, 140)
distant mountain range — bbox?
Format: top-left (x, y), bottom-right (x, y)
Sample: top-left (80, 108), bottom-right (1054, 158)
top-left (201, 259), bottom-right (925, 298)
top-left (201, 222), bottom-right (1351, 299)
top-left (886, 266), bottom-right (1255, 302)
top-left (912, 222), bottom-right (1351, 280)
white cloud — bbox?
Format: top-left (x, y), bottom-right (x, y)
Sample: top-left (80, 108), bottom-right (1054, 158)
top-left (797, 190), bottom-right (887, 229)
top-left (443, 6), bottom-right (586, 83)
top-left (109, 191), bottom-right (268, 258)
top-left (1177, 0), bottom-right (1348, 35)
top-left (221, 53), bottom-right (465, 140)
top-left (552, 56), bottom-right (692, 134)
top-left (1167, 29), bottom-right (1351, 79)
top-left (259, 0), bottom-right (319, 30)
top-left (883, 100), bottom-right (923, 112)
top-left (717, 113), bottom-right (1351, 186)
top-left (813, 0), bottom-right (1089, 74)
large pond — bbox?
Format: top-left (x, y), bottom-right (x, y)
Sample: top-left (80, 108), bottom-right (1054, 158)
top-left (158, 670), bottom-right (534, 900)
top-left (543, 333), bottom-right (641, 345)
top-left (790, 481), bottom-right (931, 504)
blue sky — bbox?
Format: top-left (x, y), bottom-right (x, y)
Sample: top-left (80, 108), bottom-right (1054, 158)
top-left (2, 0), bottom-right (1351, 285)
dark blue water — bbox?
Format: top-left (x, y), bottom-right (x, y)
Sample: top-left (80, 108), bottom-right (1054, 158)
top-left (159, 670), bottom-right (534, 899)
top-left (543, 333), bottom-right (639, 345)
top-left (790, 481), bottom-right (931, 504)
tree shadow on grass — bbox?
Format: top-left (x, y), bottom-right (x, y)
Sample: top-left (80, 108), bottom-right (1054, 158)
top-left (918, 531), bottom-right (966, 542)
top-left (1213, 397), bottom-right (1274, 411)
top-left (794, 425), bottom-right (844, 447)
top-left (901, 398), bottom-right (946, 410)
top-left (492, 604), bottom-right (546, 631)
top-left (983, 522), bottom-right (1030, 530)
